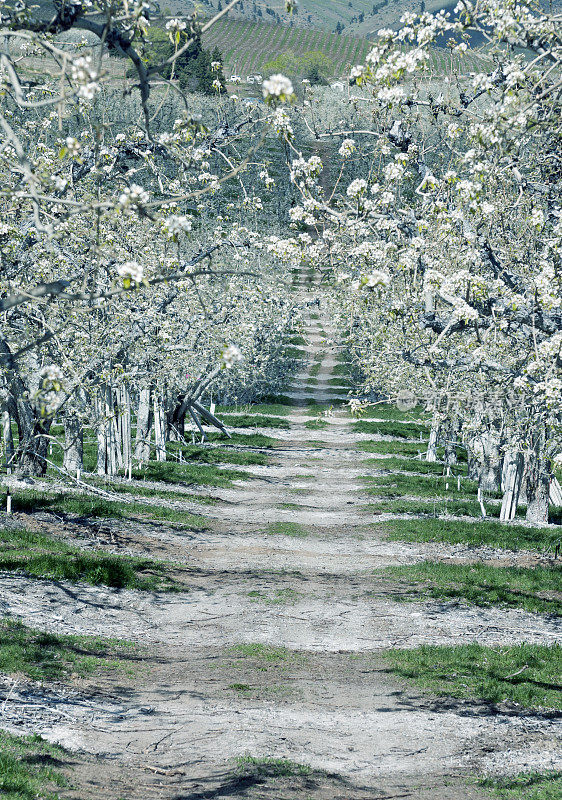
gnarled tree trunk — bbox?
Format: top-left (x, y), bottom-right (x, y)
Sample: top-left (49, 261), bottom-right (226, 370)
top-left (63, 413), bottom-right (83, 475)
top-left (134, 382), bottom-right (152, 462)
top-left (525, 426), bottom-right (549, 525)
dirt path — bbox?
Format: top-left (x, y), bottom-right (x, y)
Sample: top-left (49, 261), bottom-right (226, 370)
top-left (1, 274), bottom-right (561, 799)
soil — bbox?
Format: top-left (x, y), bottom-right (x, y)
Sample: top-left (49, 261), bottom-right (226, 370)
top-left (0, 273), bottom-right (561, 799)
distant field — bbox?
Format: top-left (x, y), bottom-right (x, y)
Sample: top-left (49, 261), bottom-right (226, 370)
top-left (201, 17), bottom-right (489, 79)
top-left (201, 17), bottom-right (371, 78)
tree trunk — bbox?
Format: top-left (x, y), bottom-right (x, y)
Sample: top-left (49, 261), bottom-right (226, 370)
top-left (96, 385), bottom-right (118, 476)
top-left (134, 383), bottom-right (152, 462)
top-left (478, 432), bottom-right (501, 494)
top-left (525, 428), bottom-right (549, 525)
top-left (63, 413), bottom-right (83, 474)
top-left (500, 451), bottom-right (523, 522)
top-left (2, 408), bottom-right (15, 470)
top-left (153, 391), bottom-right (166, 462)
top-left (426, 418), bottom-right (439, 462)
top-left (168, 394), bottom-right (186, 441)
top-left (119, 385), bottom-right (132, 476)
top-left (16, 419), bottom-right (51, 476)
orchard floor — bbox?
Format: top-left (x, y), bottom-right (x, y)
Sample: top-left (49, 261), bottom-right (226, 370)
top-left (0, 276), bottom-right (561, 799)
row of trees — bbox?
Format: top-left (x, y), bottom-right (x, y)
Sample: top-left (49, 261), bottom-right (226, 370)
top-left (267, 0), bottom-right (562, 525)
top-left (0, 1), bottom-right (303, 479)
top-left (2, 0), bottom-right (562, 534)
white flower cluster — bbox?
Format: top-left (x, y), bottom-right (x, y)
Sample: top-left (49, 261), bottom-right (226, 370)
top-left (338, 138), bottom-right (355, 158)
top-left (117, 261), bottom-right (144, 283)
top-left (262, 74), bottom-right (294, 103)
top-left (212, 79), bottom-right (222, 91)
top-left (222, 344), bottom-right (243, 369)
top-left (36, 365), bottom-right (64, 415)
top-left (118, 183), bottom-right (150, 210)
top-left (70, 56), bottom-right (99, 100)
top-left (39, 364), bottom-right (64, 385)
top-left (349, 65), bottom-right (365, 82)
top-left (259, 169), bottom-right (275, 188)
top-left (289, 206), bottom-right (315, 225)
top-left (270, 108), bottom-right (294, 137)
top-left (267, 235), bottom-right (301, 265)
top-left (165, 18), bottom-right (186, 30)
top-left (362, 270), bottom-right (391, 289)
top-left (163, 214), bottom-right (193, 238)
top-left (65, 136), bottom-right (81, 156)
top-left (289, 155), bottom-right (323, 189)
top-left (346, 178), bottom-right (367, 198)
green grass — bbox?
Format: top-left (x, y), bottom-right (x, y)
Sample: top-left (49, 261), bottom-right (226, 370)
top-left (266, 521), bottom-right (308, 537)
top-left (131, 459), bottom-right (249, 487)
top-left (216, 403), bottom-right (291, 416)
top-left (0, 730), bottom-right (69, 800)
top-left (0, 617), bottom-right (138, 681)
top-left (384, 643), bottom-right (562, 710)
top-left (304, 418), bottom-right (328, 430)
top-left (368, 498), bottom-right (499, 517)
top-left (356, 440), bottom-right (429, 456)
top-left (331, 363), bottom-right (350, 377)
top-left (1, 488), bottom-right (208, 528)
top-left (309, 361), bottom-right (321, 377)
top-left (364, 456), bottom-right (467, 476)
top-left (327, 376), bottom-right (351, 386)
top-left (285, 334), bottom-right (307, 346)
top-left (354, 404), bottom-right (430, 422)
top-left (93, 480), bottom-right (217, 505)
top-left (229, 643), bottom-right (295, 662)
top-left (205, 431), bottom-right (279, 448)
top-left (481, 772), bottom-right (562, 800)
top-left (216, 413), bottom-right (290, 430)
top-left (234, 755), bottom-right (312, 778)
top-left (353, 420), bottom-right (429, 439)
top-left (361, 472), bottom-right (479, 500)
top-left (383, 562), bottom-right (562, 616)
top-left (283, 346), bottom-right (306, 360)
top-left (0, 525), bottom-right (183, 590)
top-left (167, 442), bottom-right (269, 465)
top-left (383, 518), bottom-right (561, 553)
top-left (247, 588), bottom-right (302, 605)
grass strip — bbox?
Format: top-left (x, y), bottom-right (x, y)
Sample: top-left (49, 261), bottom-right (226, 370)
top-left (364, 456), bottom-right (467, 476)
top-left (0, 617), bottom-right (138, 681)
top-left (353, 420), bottom-right (429, 438)
top-left (384, 642), bottom-right (562, 710)
top-left (266, 521), bottom-right (308, 538)
top-left (215, 403), bottom-right (291, 416)
top-left (1, 489), bottom-right (208, 528)
top-left (480, 771), bottom-right (562, 799)
top-left (304, 418), bottom-right (328, 430)
top-left (383, 517), bottom-right (561, 553)
top-left (167, 442), bottom-right (269, 465)
top-left (355, 404), bottom-right (430, 422)
top-left (383, 562), bottom-right (562, 616)
top-left (213, 413), bottom-right (290, 430)
top-left (131, 459), bottom-right (249, 487)
top-left (0, 524), bottom-right (183, 590)
top-left (357, 440), bottom-right (429, 456)
top-left (235, 755), bottom-right (312, 778)
top-left (0, 730), bottom-right (69, 800)
top-left (362, 472), bottom-right (480, 499)
top-left (204, 431), bottom-right (279, 448)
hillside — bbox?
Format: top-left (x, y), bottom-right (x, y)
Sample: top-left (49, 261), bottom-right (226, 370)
top-left (200, 16), bottom-right (490, 80)
top-left (201, 17), bottom-right (371, 78)
top-left (175, 0), bottom-right (562, 39)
